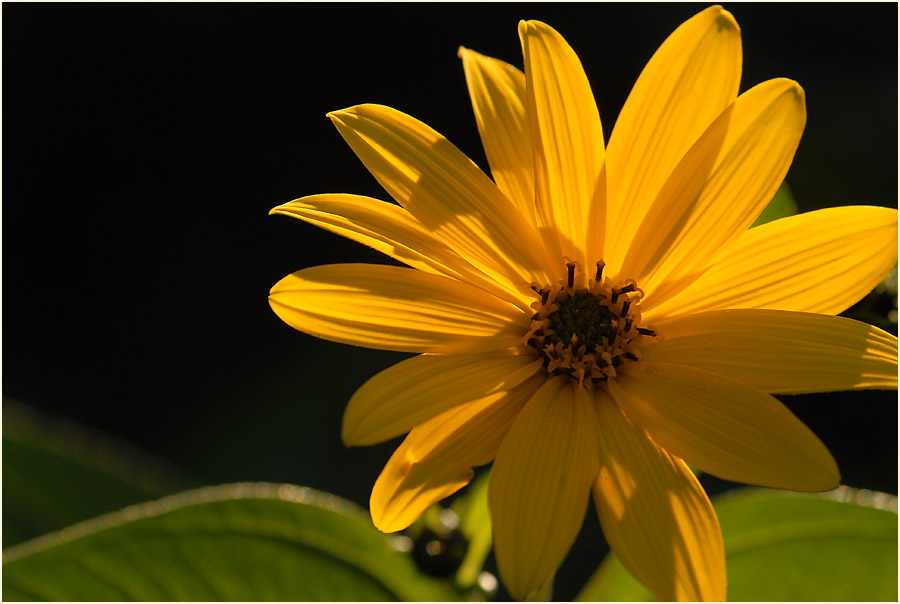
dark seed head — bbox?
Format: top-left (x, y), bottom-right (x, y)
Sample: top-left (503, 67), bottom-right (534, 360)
top-left (545, 292), bottom-right (614, 355)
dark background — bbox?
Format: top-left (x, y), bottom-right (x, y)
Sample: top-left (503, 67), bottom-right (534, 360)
top-left (4, 3), bottom-right (897, 598)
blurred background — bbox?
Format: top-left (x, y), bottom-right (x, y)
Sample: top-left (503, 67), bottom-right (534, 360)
top-left (4, 3), bottom-right (897, 599)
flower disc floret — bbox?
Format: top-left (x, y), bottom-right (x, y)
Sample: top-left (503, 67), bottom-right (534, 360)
top-left (525, 262), bottom-right (656, 389)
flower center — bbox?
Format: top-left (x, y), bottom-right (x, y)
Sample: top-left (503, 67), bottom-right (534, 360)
top-left (524, 261), bottom-right (657, 390)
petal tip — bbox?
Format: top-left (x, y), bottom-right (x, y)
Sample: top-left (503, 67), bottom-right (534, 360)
top-left (370, 502), bottom-right (407, 534)
top-left (327, 105), bottom-right (365, 122)
top-left (697, 5), bottom-right (739, 34)
top-left (340, 415), bottom-right (362, 448)
top-left (516, 19), bottom-right (529, 39)
top-left (716, 7), bottom-right (740, 34)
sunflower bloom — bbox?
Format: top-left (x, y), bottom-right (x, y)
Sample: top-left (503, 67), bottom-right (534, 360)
top-left (269, 6), bottom-right (898, 601)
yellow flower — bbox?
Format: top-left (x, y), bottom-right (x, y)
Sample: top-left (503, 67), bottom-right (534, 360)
top-left (269, 6), bottom-right (898, 601)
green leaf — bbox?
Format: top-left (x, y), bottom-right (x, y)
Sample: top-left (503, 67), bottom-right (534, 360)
top-left (2, 399), bottom-right (196, 548)
top-left (576, 487), bottom-right (898, 602)
top-left (750, 181), bottom-right (798, 228)
top-left (3, 482), bottom-right (458, 601)
top-left (451, 470), bottom-right (493, 588)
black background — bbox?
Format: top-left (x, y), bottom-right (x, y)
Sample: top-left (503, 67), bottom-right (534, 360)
top-left (4, 3), bottom-right (898, 598)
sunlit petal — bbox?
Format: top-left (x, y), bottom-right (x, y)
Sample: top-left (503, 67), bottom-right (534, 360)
top-left (342, 350), bottom-right (543, 446)
top-left (329, 104), bottom-right (556, 292)
top-left (610, 363), bottom-right (839, 491)
top-left (625, 78), bottom-right (806, 305)
top-left (459, 47), bottom-right (536, 226)
top-left (270, 12), bottom-right (899, 604)
top-left (370, 377), bottom-right (542, 533)
top-left (269, 264), bottom-right (528, 354)
top-left (519, 20), bottom-right (605, 273)
top-left (271, 194), bottom-right (533, 310)
top-left (490, 377), bottom-right (600, 600)
top-left (645, 206), bottom-right (899, 320)
top-left (594, 392), bottom-right (725, 602)
top-left (642, 309), bottom-right (898, 393)
top-left (604, 6), bottom-right (741, 274)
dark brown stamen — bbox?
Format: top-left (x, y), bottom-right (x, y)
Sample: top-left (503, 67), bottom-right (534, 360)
top-left (566, 262), bottom-right (576, 289)
top-left (637, 327), bottom-right (656, 336)
top-left (595, 261), bottom-right (605, 282)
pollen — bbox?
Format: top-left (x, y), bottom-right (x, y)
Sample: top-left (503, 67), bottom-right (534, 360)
top-left (524, 261), bottom-right (657, 390)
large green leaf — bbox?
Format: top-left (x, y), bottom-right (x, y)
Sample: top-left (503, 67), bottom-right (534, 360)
top-left (3, 482), bottom-right (458, 601)
top-left (3, 399), bottom-right (196, 548)
top-left (576, 487), bottom-right (898, 602)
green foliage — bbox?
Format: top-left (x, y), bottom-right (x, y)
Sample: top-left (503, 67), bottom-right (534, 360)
top-left (576, 487), bottom-right (899, 602)
top-left (451, 470), bottom-right (493, 588)
top-left (2, 399), bottom-right (196, 548)
top-left (751, 182), bottom-right (799, 228)
top-left (3, 483), bottom-right (458, 601)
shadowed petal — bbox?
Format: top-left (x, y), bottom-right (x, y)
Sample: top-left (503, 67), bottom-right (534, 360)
top-left (642, 309), bottom-right (898, 393)
top-left (459, 47), bottom-right (536, 226)
top-left (342, 350), bottom-right (543, 446)
top-left (269, 264), bottom-right (529, 354)
top-left (610, 363), bottom-right (839, 491)
top-left (604, 5), bottom-right (741, 274)
top-left (370, 377), bottom-right (542, 533)
top-left (490, 377), bottom-right (600, 600)
top-left (594, 391), bottom-right (725, 602)
top-left (644, 206), bottom-right (899, 321)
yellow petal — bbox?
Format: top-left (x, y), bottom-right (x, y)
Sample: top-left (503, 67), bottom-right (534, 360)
top-left (593, 392), bottom-right (725, 602)
top-left (342, 349), bottom-right (543, 446)
top-left (604, 6), bottom-right (741, 274)
top-left (625, 78), bottom-right (806, 306)
top-left (490, 377), bottom-right (600, 600)
top-left (270, 194), bottom-right (531, 311)
top-left (642, 309), bottom-right (898, 394)
top-left (329, 104), bottom-right (555, 293)
top-left (269, 263), bottom-right (528, 354)
top-left (370, 377), bottom-right (542, 533)
top-left (644, 206), bottom-right (899, 321)
top-left (609, 363), bottom-right (839, 491)
top-left (458, 47), bottom-right (536, 226)
top-left (519, 20), bottom-right (605, 274)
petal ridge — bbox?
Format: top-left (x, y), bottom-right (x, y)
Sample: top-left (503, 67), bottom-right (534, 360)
top-left (610, 362), bottom-right (840, 491)
top-left (271, 193), bottom-right (533, 310)
top-left (644, 205), bottom-right (899, 320)
top-left (594, 391), bottom-right (726, 602)
top-left (642, 309), bottom-right (899, 393)
top-left (459, 47), bottom-right (536, 227)
top-left (490, 377), bottom-right (601, 599)
top-left (370, 376), bottom-right (542, 533)
top-left (269, 263), bottom-right (529, 354)
top-left (329, 104), bottom-right (556, 292)
top-left (343, 349), bottom-right (543, 446)
top-left (605, 5), bottom-right (741, 273)
top-left (519, 20), bottom-right (605, 275)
